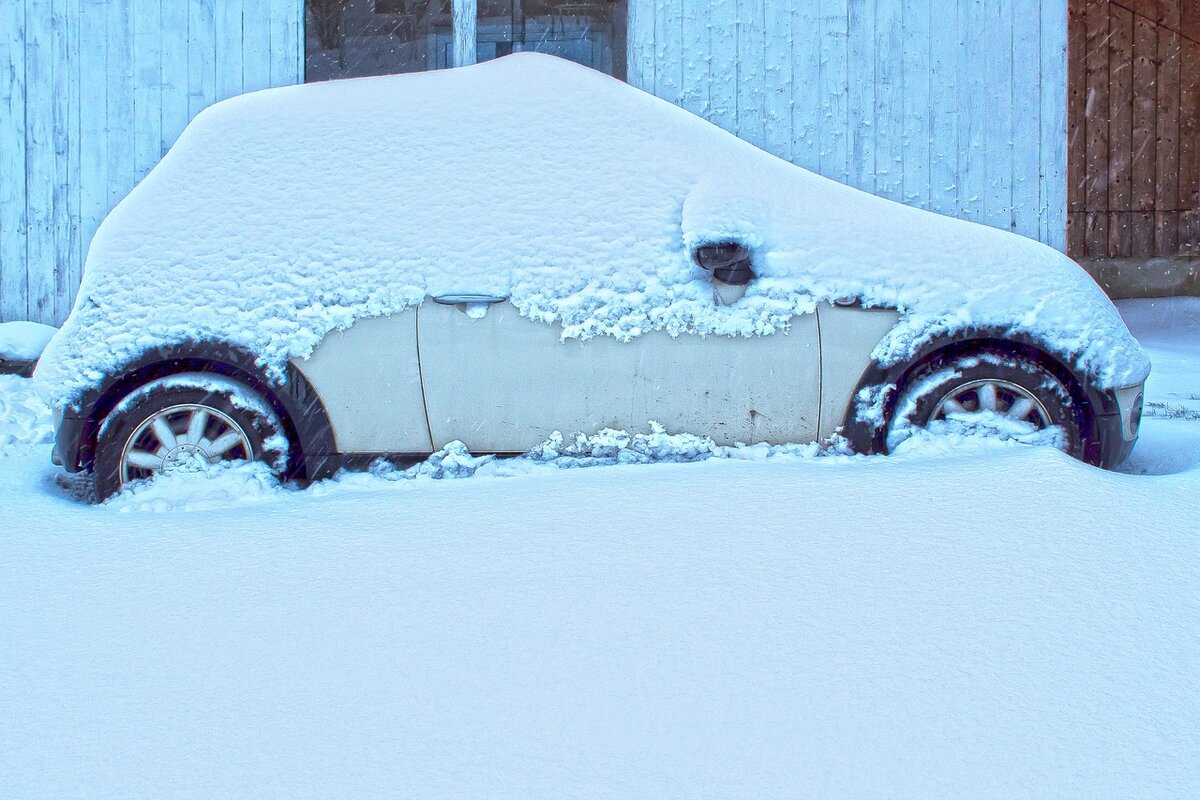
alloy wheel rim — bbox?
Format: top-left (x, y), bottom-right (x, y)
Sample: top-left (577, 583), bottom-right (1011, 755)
top-left (929, 379), bottom-right (1051, 429)
top-left (118, 403), bottom-right (253, 484)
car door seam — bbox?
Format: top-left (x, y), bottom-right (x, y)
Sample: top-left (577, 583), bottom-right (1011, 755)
top-left (815, 305), bottom-right (825, 442)
top-left (414, 303), bottom-right (437, 452)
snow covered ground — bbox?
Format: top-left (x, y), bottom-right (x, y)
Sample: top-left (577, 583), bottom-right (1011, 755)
top-left (1, 299), bottom-right (1197, 798)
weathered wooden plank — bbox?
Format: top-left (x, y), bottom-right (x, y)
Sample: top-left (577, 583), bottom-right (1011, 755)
top-left (900, 0), bottom-right (930, 210)
top-left (707, 0), bottom-right (738, 133)
top-left (133, 0), bottom-right (163, 180)
top-left (268, 0), bottom-right (303, 87)
top-left (1131, 7), bottom-right (1157, 224)
top-left (872, 0), bottom-right (902, 201)
top-left (452, 0), bottom-right (477, 68)
top-left (817, 0), bottom-right (850, 184)
top-left (1083, 0), bottom-right (1109, 256)
top-left (1067, 211), bottom-right (1087, 258)
top-left (735, 0), bottom-right (766, 148)
top-left (1131, 210), bottom-right (1156, 257)
top-left (1157, 0), bottom-right (1180, 30)
top-left (653, 0), bottom-right (683, 105)
top-left (1108, 211), bottom-right (1133, 257)
top-left (53, 0), bottom-right (82, 321)
top-left (763, 0), bottom-right (795, 164)
top-left (107, 0), bottom-right (135, 213)
top-left (1085, 209), bottom-right (1108, 256)
top-left (1178, 37), bottom-right (1199, 252)
top-left (847, 0), bottom-right (875, 193)
top-left (159, 0), bottom-right (190, 150)
top-left (1008, 0), bottom-right (1034, 235)
top-left (928, 0), bottom-right (958, 217)
top-left (1038, 0), bottom-right (1067, 250)
top-left (215, 0), bottom-right (246, 100)
top-left (188, 0), bottom-right (215, 118)
top-left (1066, 0), bottom-right (1087, 224)
top-left (1155, 210), bottom-right (1180, 254)
top-left (77, 0), bottom-right (108, 291)
top-left (0, 0), bottom-right (28, 321)
top-left (983, 0), bottom-right (1013, 232)
top-left (677, 0), bottom-right (708, 117)
top-left (240, 0), bottom-right (273, 93)
top-left (1182, 0), bottom-right (1200, 43)
top-left (24, 0), bottom-right (57, 322)
top-left (956, 0), bottom-right (987, 223)
top-left (1155, 27), bottom-right (1180, 253)
top-left (785, 3), bottom-right (816, 170)
top-left (1108, 3), bottom-right (1134, 257)
top-left (626, 0), bottom-right (655, 92)
top-left (1123, 0), bottom-right (1159, 23)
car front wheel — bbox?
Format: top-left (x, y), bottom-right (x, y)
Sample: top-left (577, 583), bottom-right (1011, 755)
top-left (886, 352), bottom-right (1085, 456)
top-left (93, 373), bottom-right (287, 499)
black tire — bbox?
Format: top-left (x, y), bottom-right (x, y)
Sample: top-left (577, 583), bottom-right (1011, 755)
top-left (886, 351), bottom-right (1085, 457)
top-left (93, 373), bottom-right (287, 500)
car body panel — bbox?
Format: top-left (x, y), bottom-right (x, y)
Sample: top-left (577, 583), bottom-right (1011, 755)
top-left (416, 300), bottom-right (821, 451)
top-left (816, 305), bottom-right (902, 441)
top-left (291, 310), bottom-right (432, 453)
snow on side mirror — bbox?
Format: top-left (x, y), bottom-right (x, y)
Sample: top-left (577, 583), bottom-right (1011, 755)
top-left (692, 242), bottom-right (755, 306)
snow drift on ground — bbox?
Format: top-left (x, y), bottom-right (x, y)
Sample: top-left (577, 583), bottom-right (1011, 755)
top-left (37, 53), bottom-right (1147, 410)
top-left (0, 375), bottom-right (54, 455)
top-left (0, 321), bottom-right (56, 363)
top-left (1, 298), bottom-right (1196, 798)
top-left (1119, 297), bottom-right (1200, 420)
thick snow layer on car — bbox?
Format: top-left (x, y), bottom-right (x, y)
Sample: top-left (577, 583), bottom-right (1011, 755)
top-left (36, 53), bottom-right (1148, 408)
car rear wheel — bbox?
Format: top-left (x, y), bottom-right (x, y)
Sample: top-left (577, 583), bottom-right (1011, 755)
top-left (886, 352), bottom-right (1084, 456)
top-left (93, 373), bottom-right (287, 499)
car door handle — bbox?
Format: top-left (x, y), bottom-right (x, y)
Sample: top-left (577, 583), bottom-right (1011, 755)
top-left (432, 294), bottom-right (508, 306)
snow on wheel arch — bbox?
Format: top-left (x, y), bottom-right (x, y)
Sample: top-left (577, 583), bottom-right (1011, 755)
top-left (35, 53), bottom-right (1149, 410)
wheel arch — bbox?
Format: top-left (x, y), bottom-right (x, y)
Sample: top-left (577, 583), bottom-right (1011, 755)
top-left (837, 330), bottom-right (1111, 465)
top-left (64, 343), bottom-right (335, 481)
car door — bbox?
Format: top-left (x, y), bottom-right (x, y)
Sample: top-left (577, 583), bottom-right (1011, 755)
top-left (416, 296), bottom-right (821, 452)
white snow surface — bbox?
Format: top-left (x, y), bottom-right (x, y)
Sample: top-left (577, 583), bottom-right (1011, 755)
top-left (1118, 297), bottom-right (1200, 420)
top-left (0, 321), bottom-right (57, 363)
top-left (37, 54), bottom-right (1148, 408)
top-left (1, 298), bottom-right (1197, 798)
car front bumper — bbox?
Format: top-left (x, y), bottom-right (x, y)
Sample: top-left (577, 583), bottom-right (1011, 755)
top-left (1091, 382), bottom-right (1144, 469)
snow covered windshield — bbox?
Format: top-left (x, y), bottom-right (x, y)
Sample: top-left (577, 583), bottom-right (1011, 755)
top-left (37, 53), bottom-right (1148, 406)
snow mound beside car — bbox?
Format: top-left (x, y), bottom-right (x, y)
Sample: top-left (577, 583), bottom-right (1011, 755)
top-left (37, 53), bottom-right (1148, 408)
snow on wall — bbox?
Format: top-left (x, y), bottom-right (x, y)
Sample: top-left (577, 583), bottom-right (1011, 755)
top-left (36, 54), bottom-right (1146, 411)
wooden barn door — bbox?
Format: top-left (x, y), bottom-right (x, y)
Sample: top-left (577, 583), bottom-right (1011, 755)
top-left (1068, 0), bottom-right (1200, 260)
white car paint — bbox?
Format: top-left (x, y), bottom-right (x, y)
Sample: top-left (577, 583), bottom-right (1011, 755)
top-left (293, 300), bottom-right (900, 455)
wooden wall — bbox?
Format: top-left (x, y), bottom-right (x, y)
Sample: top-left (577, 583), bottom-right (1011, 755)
top-left (0, 0), bottom-right (304, 325)
top-left (1068, 0), bottom-right (1200, 259)
top-left (628, 0), bottom-right (1069, 252)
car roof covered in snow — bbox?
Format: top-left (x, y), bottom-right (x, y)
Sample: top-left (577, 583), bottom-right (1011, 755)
top-left (38, 53), bottom-right (1148, 407)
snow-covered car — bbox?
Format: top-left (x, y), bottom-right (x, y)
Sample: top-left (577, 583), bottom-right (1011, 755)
top-left (36, 54), bottom-right (1149, 498)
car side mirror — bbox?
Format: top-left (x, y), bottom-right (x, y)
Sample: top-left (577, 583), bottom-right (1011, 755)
top-left (693, 242), bottom-right (755, 305)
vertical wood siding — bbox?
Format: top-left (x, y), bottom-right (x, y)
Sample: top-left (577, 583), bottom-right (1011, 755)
top-left (628, 0), bottom-right (1069, 251)
top-left (1068, 0), bottom-right (1200, 259)
top-left (0, 0), bottom-right (304, 324)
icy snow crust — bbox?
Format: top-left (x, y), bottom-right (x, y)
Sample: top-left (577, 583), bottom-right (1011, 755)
top-left (38, 54), bottom-right (1148, 408)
